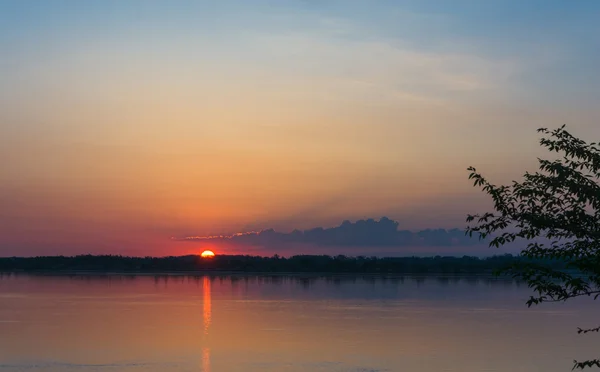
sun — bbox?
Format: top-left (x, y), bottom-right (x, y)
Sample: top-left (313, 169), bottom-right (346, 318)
top-left (200, 250), bottom-right (216, 258)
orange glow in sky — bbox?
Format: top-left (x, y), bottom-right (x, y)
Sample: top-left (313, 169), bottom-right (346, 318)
top-left (2, 1), bottom-right (600, 258)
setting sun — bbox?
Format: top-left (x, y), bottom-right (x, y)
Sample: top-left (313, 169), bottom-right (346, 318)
top-left (200, 250), bottom-right (216, 258)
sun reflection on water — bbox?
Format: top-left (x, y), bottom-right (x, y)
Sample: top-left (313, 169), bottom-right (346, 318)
top-left (203, 276), bottom-right (211, 335)
top-left (202, 276), bottom-right (211, 372)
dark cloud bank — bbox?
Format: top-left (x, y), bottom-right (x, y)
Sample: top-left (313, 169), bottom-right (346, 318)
top-left (175, 217), bottom-right (495, 255)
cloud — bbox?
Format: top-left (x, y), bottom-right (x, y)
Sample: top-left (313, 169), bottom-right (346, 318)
top-left (173, 217), bottom-right (485, 250)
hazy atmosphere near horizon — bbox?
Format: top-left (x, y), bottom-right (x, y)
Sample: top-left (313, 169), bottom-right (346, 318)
top-left (2, 0), bottom-right (600, 257)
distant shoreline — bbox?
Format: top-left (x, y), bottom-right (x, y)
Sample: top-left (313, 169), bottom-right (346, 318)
top-left (0, 254), bottom-right (564, 277)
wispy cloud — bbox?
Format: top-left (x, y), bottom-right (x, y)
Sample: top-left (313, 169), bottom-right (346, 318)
top-left (239, 14), bottom-right (521, 108)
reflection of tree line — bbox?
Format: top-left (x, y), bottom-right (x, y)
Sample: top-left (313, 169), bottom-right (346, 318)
top-left (0, 271), bottom-right (528, 290)
top-left (0, 254), bottom-right (568, 275)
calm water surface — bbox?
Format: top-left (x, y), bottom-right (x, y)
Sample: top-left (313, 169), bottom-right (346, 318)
top-left (0, 274), bottom-right (597, 372)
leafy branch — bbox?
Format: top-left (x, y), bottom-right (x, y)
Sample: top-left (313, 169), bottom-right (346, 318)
top-left (467, 125), bottom-right (600, 369)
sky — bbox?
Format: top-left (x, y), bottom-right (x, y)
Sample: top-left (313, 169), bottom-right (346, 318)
top-left (1, 0), bottom-right (600, 257)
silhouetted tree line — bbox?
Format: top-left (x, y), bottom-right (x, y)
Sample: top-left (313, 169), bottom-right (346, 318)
top-left (0, 254), bottom-right (568, 274)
